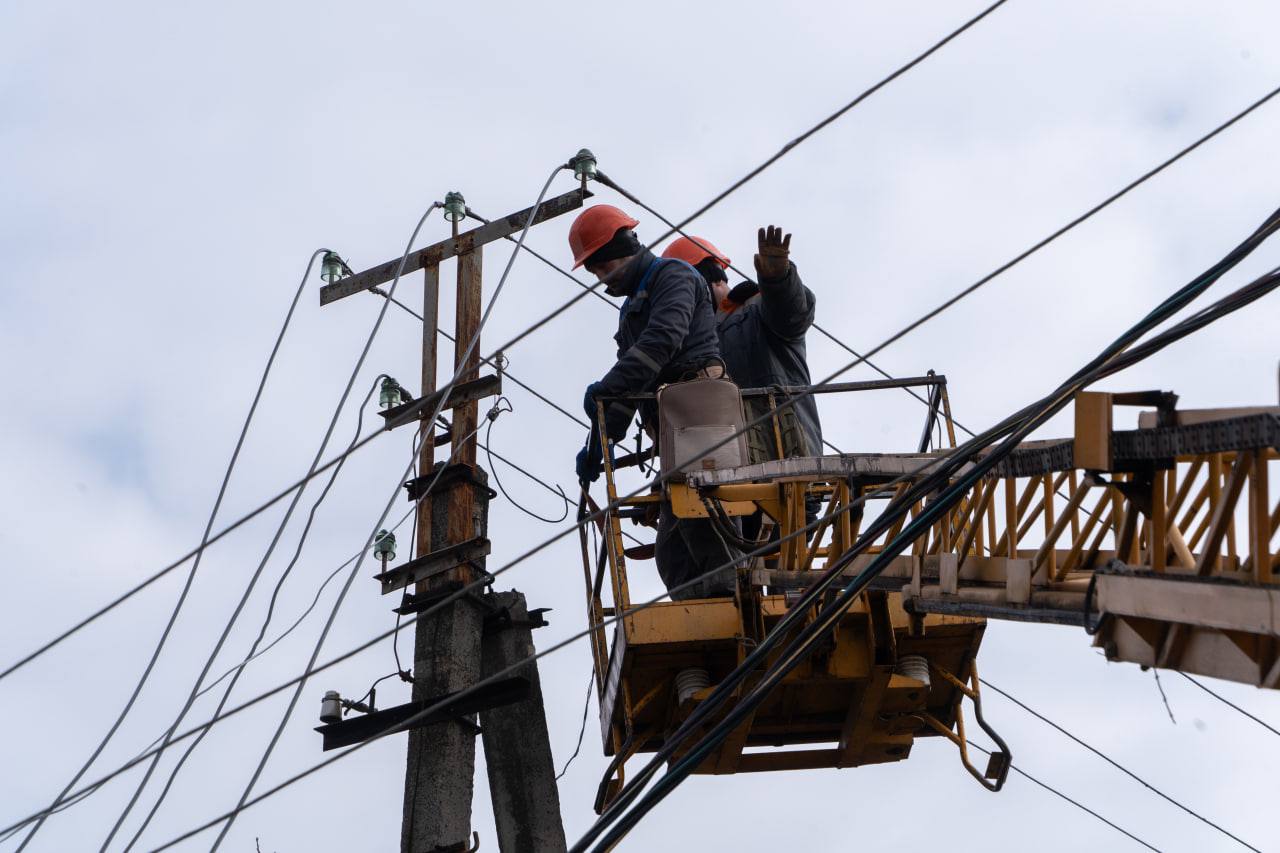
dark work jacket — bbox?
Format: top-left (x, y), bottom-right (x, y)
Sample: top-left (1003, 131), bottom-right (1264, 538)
top-left (716, 261), bottom-right (823, 456)
top-left (598, 247), bottom-right (721, 391)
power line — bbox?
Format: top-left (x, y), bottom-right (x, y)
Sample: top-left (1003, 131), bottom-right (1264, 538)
top-left (14, 63), bottom-right (1279, 693)
top-left (577, 211), bottom-right (1280, 849)
top-left (30, 241), bottom-right (1267, 845)
top-left (98, 196), bottom-right (445, 850)
top-left (596, 170), bottom-right (970, 442)
top-left (8, 504), bottom-right (422, 833)
top-left (368, 291), bottom-right (592, 430)
top-left (646, 0), bottom-right (1013, 247)
top-left (555, 669), bottom-right (594, 781)
top-left (965, 742), bottom-right (1162, 852)
top-left (206, 164), bottom-right (568, 850)
top-left (11, 247), bottom-right (324, 851)
top-left (483, 399), bottom-right (571, 524)
top-left (1179, 673), bottom-right (1280, 739)
top-left (14, 469), bottom-right (899, 846)
top-left (979, 678), bottom-right (1257, 851)
top-left (118, 375), bottom-right (391, 850)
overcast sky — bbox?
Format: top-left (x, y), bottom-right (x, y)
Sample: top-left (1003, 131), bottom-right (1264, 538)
top-left (3, 1), bottom-right (1280, 850)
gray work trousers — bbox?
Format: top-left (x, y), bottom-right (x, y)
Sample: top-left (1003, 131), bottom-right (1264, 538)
top-left (655, 504), bottom-right (741, 601)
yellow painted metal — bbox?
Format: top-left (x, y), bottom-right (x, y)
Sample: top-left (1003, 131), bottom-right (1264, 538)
top-left (582, 384), bottom-right (1280, 810)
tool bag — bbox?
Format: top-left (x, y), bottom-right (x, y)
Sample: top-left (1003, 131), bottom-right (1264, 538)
top-left (657, 377), bottom-right (749, 480)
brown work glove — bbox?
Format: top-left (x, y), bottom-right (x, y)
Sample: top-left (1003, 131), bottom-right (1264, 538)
top-left (754, 225), bottom-right (791, 281)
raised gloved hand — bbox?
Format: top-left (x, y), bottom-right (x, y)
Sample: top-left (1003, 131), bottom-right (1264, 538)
top-left (582, 380), bottom-right (608, 421)
top-left (754, 225), bottom-right (791, 281)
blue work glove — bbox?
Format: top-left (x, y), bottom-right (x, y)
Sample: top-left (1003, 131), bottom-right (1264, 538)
top-left (582, 381), bottom-right (608, 421)
top-left (576, 442), bottom-right (603, 484)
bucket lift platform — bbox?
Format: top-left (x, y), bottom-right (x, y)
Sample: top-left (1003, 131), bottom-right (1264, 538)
top-left (599, 592), bottom-right (988, 775)
top-left (578, 376), bottom-right (1010, 810)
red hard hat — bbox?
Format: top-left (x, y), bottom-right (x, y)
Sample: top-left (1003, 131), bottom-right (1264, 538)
top-left (662, 235), bottom-right (730, 269)
top-left (568, 204), bottom-right (640, 269)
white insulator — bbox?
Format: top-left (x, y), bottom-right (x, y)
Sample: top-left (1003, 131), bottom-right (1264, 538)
top-left (674, 667), bottom-right (711, 705)
top-left (320, 690), bottom-right (343, 725)
top-left (895, 655), bottom-right (931, 688)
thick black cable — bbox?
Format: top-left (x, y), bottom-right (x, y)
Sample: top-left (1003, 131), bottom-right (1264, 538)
top-left (582, 209), bottom-right (1280, 849)
top-left (591, 231), bottom-right (1280, 845)
top-left (1179, 673), bottom-right (1280, 739)
top-left (26, 216), bottom-right (1280, 850)
top-left (118, 375), bottom-right (387, 850)
top-left (11, 247), bottom-right (323, 851)
top-left (966, 742), bottom-right (1162, 852)
top-left (12, 220), bottom-right (1280, 845)
top-left (12, 56), bottom-right (1279, 696)
top-left (980, 678), bottom-right (1255, 850)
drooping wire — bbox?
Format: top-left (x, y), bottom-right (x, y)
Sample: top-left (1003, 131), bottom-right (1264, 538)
top-left (1153, 669), bottom-right (1177, 724)
top-left (0, 505), bottom-right (420, 839)
top-left (149, 217), bottom-right (1280, 851)
top-left (205, 164), bottom-right (569, 850)
top-left (11, 247), bottom-right (324, 851)
top-left (484, 397), bottom-right (571, 524)
top-left (118, 374), bottom-right (390, 850)
top-left (556, 669), bottom-right (595, 781)
top-left (367, 295), bottom-right (592, 431)
top-left (15, 178), bottom-right (1280, 845)
top-left (100, 194), bottom-right (443, 851)
top-left (10, 54), bottom-right (1280, 694)
top-left (980, 678), bottom-right (1253, 850)
top-left (1179, 672), bottom-right (1280, 739)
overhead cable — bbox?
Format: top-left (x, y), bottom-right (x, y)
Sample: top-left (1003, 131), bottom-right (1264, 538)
top-left (966, 742), bottom-right (1162, 852)
top-left (10, 247), bottom-right (324, 851)
top-left (205, 163), bottom-right (569, 850)
top-left (1179, 673), bottom-right (1280, 739)
top-left (117, 374), bottom-right (393, 850)
top-left (577, 207), bottom-right (1280, 850)
top-left (980, 678), bottom-right (1256, 850)
top-left (97, 195), bottom-right (444, 851)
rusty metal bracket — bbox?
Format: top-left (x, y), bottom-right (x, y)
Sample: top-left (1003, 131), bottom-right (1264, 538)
top-left (382, 374), bottom-right (502, 432)
top-left (375, 537), bottom-right (491, 595)
top-left (483, 605), bottom-right (550, 634)
top-left (319, 186), bottom-right (592, 305)
top-left (404, 462), bottom-right (498, 502)
top-left (314, 677), bottom-right (530, 750)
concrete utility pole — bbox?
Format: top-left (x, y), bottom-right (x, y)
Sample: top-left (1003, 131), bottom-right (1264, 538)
top-left (315, 187), bottom-right (586, 853)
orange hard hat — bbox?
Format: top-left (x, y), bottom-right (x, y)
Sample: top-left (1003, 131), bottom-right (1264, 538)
top-left (568, 204), bottom-right (640, 269)
top-left (662, 235), bottom-right (730, 269)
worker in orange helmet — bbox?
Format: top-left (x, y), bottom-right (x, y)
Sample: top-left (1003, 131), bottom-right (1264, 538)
top-left (568, 204), bottom-right (738, 600)
top-left (664, 227), bottom-right (824, 536)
